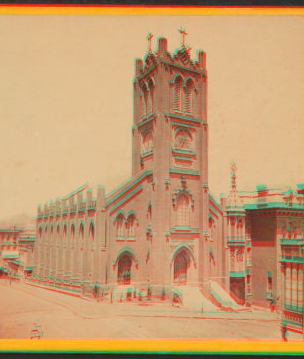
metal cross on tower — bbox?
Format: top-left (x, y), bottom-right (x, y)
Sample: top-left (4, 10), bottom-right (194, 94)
top-left (178, 27), bottom-right (188, 47)
top-left (146, 32), bottom-right (153, 52)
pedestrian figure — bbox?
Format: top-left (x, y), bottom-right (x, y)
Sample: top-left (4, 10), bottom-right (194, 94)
top-left (172, 293), bottom-right (180, 308)
top-left (9, 275), bottom-right (11, 286)
top-left (281, 322), bottom-right (288, 341)
top-left (269, 294), bottom-right (275, 312)
top-left (147, 282), bottom-right (152, 300)
top-left (201, 301), bottom-right (204, 313)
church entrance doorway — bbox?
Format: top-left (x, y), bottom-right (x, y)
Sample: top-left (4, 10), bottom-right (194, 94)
top-left (174, 249), bottom-right (190, 284)
top-left (117, 252), bottom-right (132, 285)
top-left (230, 277), bottom-right (245, 304)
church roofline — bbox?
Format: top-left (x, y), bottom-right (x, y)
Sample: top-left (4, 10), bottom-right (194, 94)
top-left (61, 182), bottom-right (89, 200)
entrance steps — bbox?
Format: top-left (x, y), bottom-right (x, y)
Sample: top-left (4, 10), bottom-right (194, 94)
top-left (210, 280), bottom-right (249, 312)
top-left (113, 285), bottom-right (134, 301)
top-left (175, 285), bottom-right (219, 313)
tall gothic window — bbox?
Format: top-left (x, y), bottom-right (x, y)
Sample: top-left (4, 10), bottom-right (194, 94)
top-left (184, 79), bottom-right (194, 114)
top-left (173, 76), bottom-right (183, 112)
top-left (176, 193), bottom-right (190, 226)
top-left (89, 222), bottom-right (94, 242)
top-left (127, 215), bottom-right (135, 237)
top-left (63, 224), bottom-right (67, 239)
top-left (117, 214), bottom-right (124, 237)
top-left (79, 223), bottom-right (84, 244)
top-left (71, 223), bottom-right (75, 240)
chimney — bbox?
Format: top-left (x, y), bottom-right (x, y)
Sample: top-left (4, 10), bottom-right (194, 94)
top-left (87, 188), bottom-right (92, 203)
top-left (97, 185), bottom-right (105, 205)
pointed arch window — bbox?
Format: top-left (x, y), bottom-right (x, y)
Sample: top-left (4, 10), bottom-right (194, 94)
top-left (176, 193), bottom-right (190, 226)
top-left (127, 215), bottom-right (135, 238)
top-left (56, 225), bottom-right (60, 244)
top-left (79, 223), bottom-right (84, 244)
top-left (148, 203), bottom-right (152, 220)
top-left (209, 217), bottom-right (214, 242)
top-left (89, 222), bottom-right (95, 242)
top-left (173, 76), bottom-right (183, 112)
top-left (117, 214), bottom-right (124, 238)
top-left (184, 79), bottom-right (194, 114)
top-left (71, 223), bottom-right (75, 240)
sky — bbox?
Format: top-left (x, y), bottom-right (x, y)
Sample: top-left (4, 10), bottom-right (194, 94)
top-left (0, 15), bottom-right (303, 219)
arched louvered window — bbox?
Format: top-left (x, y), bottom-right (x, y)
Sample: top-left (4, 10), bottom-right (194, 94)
top-left (141, 84), bottom-right (148, 118)
top-left (184, 79), bottom-right (194, 114)
top-left (147, 79), bottom-right (154, 115)
top-left (176, 193), bottom-right (190, 226)
top-left (173, 76), bottom-right (183, 112)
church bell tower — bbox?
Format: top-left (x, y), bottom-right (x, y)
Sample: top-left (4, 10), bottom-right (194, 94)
top-left (132, 30), bottom-right (209, 289)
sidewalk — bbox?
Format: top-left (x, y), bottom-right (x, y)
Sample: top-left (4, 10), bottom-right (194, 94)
top-left (0, 279), bottom-right (282, 323)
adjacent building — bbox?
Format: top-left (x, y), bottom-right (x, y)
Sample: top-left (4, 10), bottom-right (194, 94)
top-left (0, 213), bottom-right (36, 279)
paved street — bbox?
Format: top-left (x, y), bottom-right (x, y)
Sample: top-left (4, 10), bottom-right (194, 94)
top-left (0, 280), bottom-right (301, 340)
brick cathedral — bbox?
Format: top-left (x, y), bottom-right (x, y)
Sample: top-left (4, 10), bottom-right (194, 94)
top-left (32, 32), bottom-right (304, 330)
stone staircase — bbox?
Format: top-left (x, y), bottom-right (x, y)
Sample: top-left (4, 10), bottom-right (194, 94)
top-left (174, 285), bottom-right (219, 313)
top-left (210, 280), bottom-right (250, 312)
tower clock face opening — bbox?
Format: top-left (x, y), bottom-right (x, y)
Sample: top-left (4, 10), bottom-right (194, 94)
top-left (142, 131), bottom-right (153, 153)
top-left (175, 129), bottom-right (192, 150)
